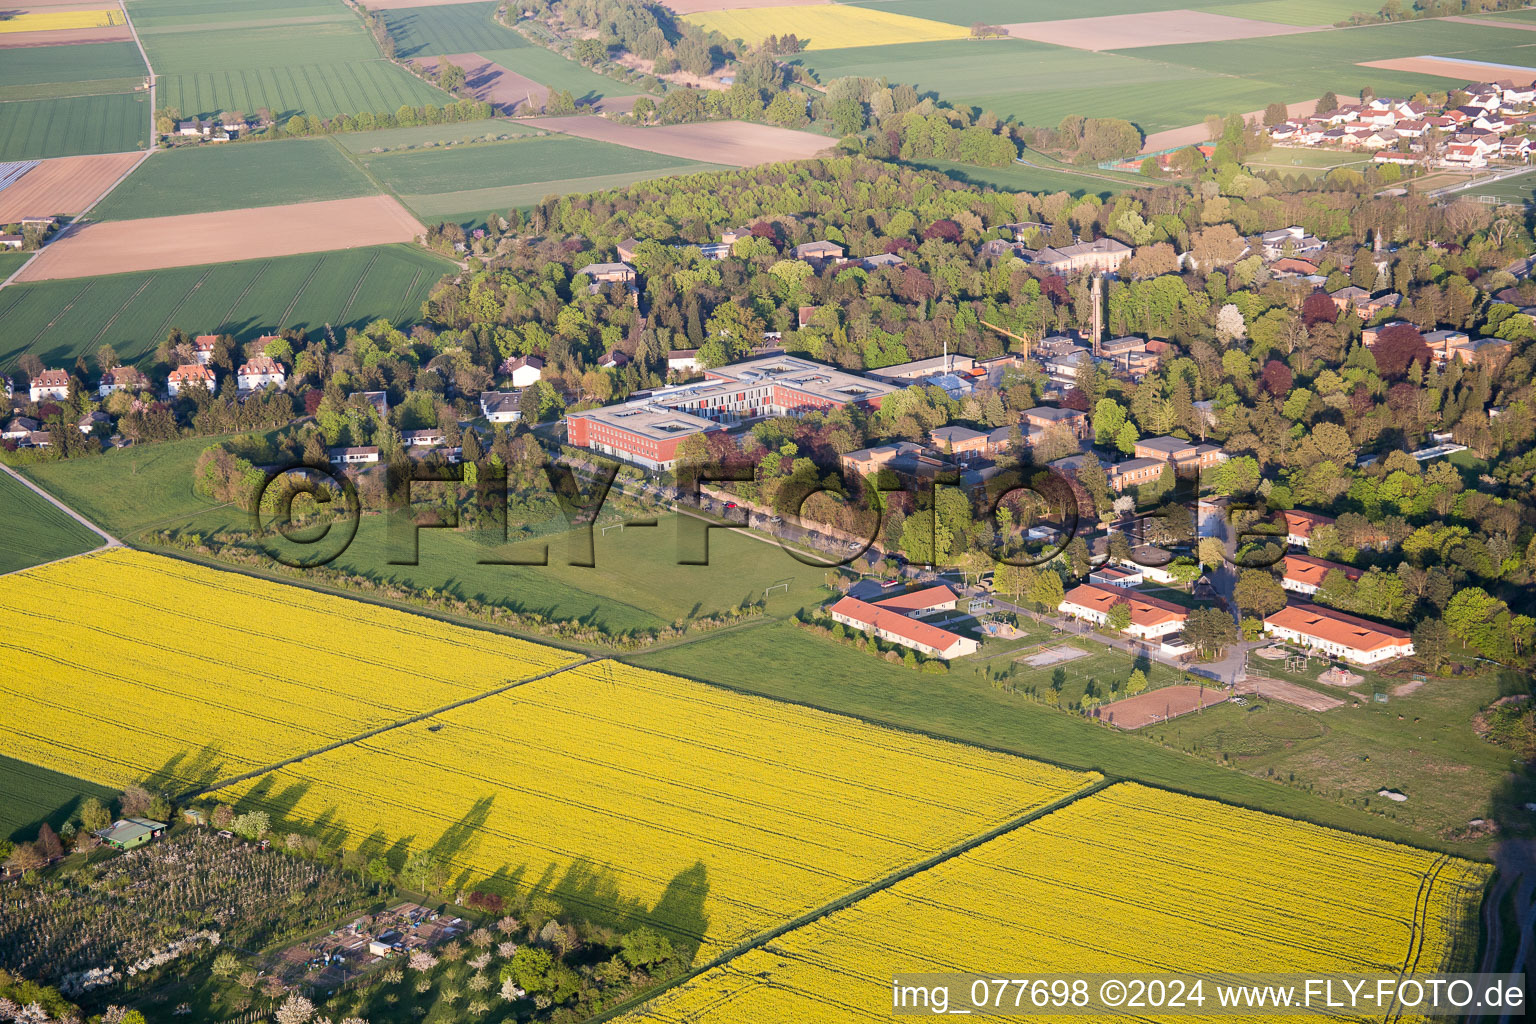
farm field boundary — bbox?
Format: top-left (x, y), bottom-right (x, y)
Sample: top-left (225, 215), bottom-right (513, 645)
top-left (682, 5), bottom-right (968, 49)
top-left (1001, 10), bottom-right (1315, 51)
top-left (534, 116), bottom-right (831, 165)
top-left (1359, 54), bottom-right (1536, 81)
top-left (1445, 15), bottom-right (1536, 33)
top-left (411, 51), bottom-right (550, 114)
top-left (0, 465), bottom-right (111, 576)
top-left (401, 163), bottom-right (730, 221)
top-left (1139, 92), bottom-right (1360, 153)
top-left (0, 92), bottom-right (148, 162)
top-left (0, 151), bottom-right (141, 221)
top-left (15, 195), bottom-right (426, 281)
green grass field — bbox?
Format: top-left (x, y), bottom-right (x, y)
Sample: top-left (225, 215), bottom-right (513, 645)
top-left (626, 618), bottom-right (1462, 849)
top-left (360, 133), bottom-right (713, 193)
top-left (841, 0), bottom-right (1237, 26)
top-left (128, 0), bottom-right (450, 120)
top-left (0, 93), bottom-right (149, 161)
top-left (404, 163), bottom-right (730, 226)
top-left (380, 0), bottom-right (521, 58)
top-left (906, 157), bottom-right (1141, 198)
top-left (474, 45), bottom-right (645, 102)
top-left (1206, 0), bottom-right (1375, 25)
top-left (89, 139), bottom-right (379, 220)
top-left (0, 471), bottom-right (103, 575)
top-left (0, 252), bottom-right (31, 281)
top-left (0, 41), bottom-right (148, 104)
top-left (1463, 169), bottom-right (1536, 207)
top-left (0, 753), bottom-right (117, 843)
top-left (0, 245), bottom-right (453, 372)
top-left (337, 117), bottom-right (542, 152)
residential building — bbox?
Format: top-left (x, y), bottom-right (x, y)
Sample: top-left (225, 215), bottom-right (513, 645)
top-left (827, 587), bottom-right (978, 660)
top-left (615, 238), bottom-right (641, 262)
top-left (1025, 237), bottom-right (1131, 274)
top-left (503, 354), bottom-right (545, 388)
top-left (1361, 320), bottom-right (1410, 347)
top-left (29, 369), bottom-right (70, 403)
top-left (1058, 582), bottom-right (1188, 639)
top-left (191, 334), bottom-right (218, 364)
top-left (479, 391), bottom-right (522, 424)
top-left (328, 446), bottom-right (380, 466)
top-left (95, 818), bottom-right (167, 850)
top-left (930, 424), bottom-right (990, 457)
top-left (167, 363), bottom-right (216, 396)
top-left (598, 349), bottom-right (629, 370)
top-left (236, 356), bottom-right (286, 392)
top-left (77, 411), bottom-right (111, 435)
top-left (1089, 565), bottom-right (1142, 588)
top-left (3, 416), bottom-right (39, 440)
top-left (1280, 553), bottom-right (1362, 596)
top-left (401, 428), bottom-right (445, 447)
top-left (97, 365), bottom-right (147, 397)
top-left (362, 391), bottom-right (389, 418)
top-left (1423, 329), bottom-right (1471, 363)
top-left (1262, 603), bottom-right (1414, 665)
top-left (579, 262), bottom-right (636, 287)
top-left (840, 441), bottom-right (943, 479)
top-left (1282, 510), bottom-right (1335, 548)
top-left (1449, 337), bottom-right (1510, 366)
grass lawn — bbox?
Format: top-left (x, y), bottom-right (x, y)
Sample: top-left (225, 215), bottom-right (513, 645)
top-left (0, 753), bottom-right (117, 843)
top-left (0, 245), bottom-right (453, 371)
top-left (89, 138), bottom-right (380, 220)
top-left (0, 471), bottom-right (103, 574)
top-left (337, 117), bottom-right (543, 152)
top-left (360, 133), bottom-right (712, 194)
top-left (626, 618), bottom-right (1466, 850)
top-left (1245, 147), bottom-right (1374, 173)
top-left (0, 93), bottom-right (149, 161)
top-left (1154, 667), bottom-right (1531, 839)
top-left (1463, 169), bottom-right (1536, 207)
top-left (906, 157), bottom-right (1142, 198)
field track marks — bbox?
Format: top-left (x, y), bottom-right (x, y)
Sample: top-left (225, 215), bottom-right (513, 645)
top-left (0, 464), bottom-right (118, 574)
top-left (277, 254), bottom-right (326, 329)
top-left (589, 776), bottom-right (1115, 1022)
top-left (218, 259), bottom-right (272, 330)
top-left (88, 273), bottom-right (158, 346)
top-left (149, 268), bottom-right (211, 346)
top-left (337, 249), bottom-right (380, 322)
top-left (24, 280), bottom-right (93, 350)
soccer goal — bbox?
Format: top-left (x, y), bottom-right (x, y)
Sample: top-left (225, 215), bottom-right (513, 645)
top-left (765, 582), bottom-right (790, 598)
top-left (601, 522), bottom-right (625, 535)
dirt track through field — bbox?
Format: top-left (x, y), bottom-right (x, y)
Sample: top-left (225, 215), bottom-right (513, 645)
top-left (1359, 55), bottom-right (1536, 83)
top-left (15, 195), bottom-right (426, 282)
top-left (535, 116), bottom-right (831, 166)
top-left (1100, 684), bottom-right (1229, 729)
top-left (1003, 10), bottom-right (1313, 51)
top-left (0, 152), bottom-right (141, 221)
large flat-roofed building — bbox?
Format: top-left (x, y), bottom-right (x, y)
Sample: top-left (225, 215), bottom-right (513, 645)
top-left (566, 403), bottom-right (724, 471)
top-left (569, 356), bottom-right (895, 469)
top-left (1263, 603), bottom-right (1414, 665)
top-left (865, 353), bottom-right (976, 383)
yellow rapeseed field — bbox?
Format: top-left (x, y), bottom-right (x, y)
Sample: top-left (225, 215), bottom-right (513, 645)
top-left (212, 661), bottom-right (1097, 959)
top-left (0, 548), bottom-right (579, 792)
top-left (0, 9), bottom-right (125, 32)
top-left (682, 6), bottom-right (969, 50)
top-left (631, 783), bottom-right (1490, 1023)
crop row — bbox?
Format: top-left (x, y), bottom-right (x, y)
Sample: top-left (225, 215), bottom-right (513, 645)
top-left (213, 661), bottom-right (1099, 959)
top-left (0, 549), bottom-right (579, 793)
top-left (631, 783), bottom-right (1491, 1022)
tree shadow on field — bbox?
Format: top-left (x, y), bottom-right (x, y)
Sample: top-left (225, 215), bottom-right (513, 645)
top-left (149, 743), bottom-right (233, 800)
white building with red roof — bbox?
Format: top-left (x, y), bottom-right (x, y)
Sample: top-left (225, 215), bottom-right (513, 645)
top-left (1263, 603), bottom-right (1414, 665)
top-left (168, 363), bottom-right (216, 396)
top-left (827, 584), bottom-right (977, 660)
top-left (237, 356), bottom-right (286, 392)
top-left (28, 369), bottom-right (71, 403)
top-left (1280, 554), bottom-right (1362, 596)
top-left (1058, 583), bottom-right (1188, 640)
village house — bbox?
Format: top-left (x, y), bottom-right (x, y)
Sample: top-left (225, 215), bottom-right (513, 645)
top-left (479, 391), bottom-right (522, 424)
top-left (1262, 603), bottom-right (1414, 665)
top-left (401, 428), bottom-right (446, 448)
top-left (328, 446), bottom-right (380, 466)
top-left (827, 585), bottom-right (978, 660)
top-left (1280, 553), bottom-right (1362, 596)
top-left (615, 238), bottom-right (641, 262)
top-left (98, 365), bottom-right (147, 397)
top-left (1089, 565), bottom-right (1143, 588)
top-left (2, 416), bottom-right (39, 441)
top-left (77, 410), bottom-right (111, 435)
top-left (1058, 582), bottom-right (1188, 639)
top-left (191, 334), bottom-right (218, 364)
top-left (1282, 510), bottom-right (1335, 549)
top-left (362, 391), bottom-right (389, 418)
top-left (502, 354), bottom-right (544, 388)
top-left (598, 348), bottom-right (629, 370)
top-left (236, 356), bottom-right (286, 392)
top-left (29, 369), bottom-right (70, 403)
top-left (167, 363), bottom-right (216, 396)
top-left (666, 349), bottom-right (701, 374)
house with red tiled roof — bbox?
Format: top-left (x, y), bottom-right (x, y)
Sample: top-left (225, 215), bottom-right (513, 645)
top-left (827, 592), bottom-right (978, 660)
top-left (1058, 582), bottom-right (1187, 640)
top-left (1280, 554), bottom-right (1361, 596)
top-left (28, 369), bottom-right (70, 403)
top-left (192, 335), bottom-right (219, 365)
top-left (1282, 510), bottom-right (1335, 549)
top-left (1263, 603), bottom-right (1413, 665)
top-left (168, 363), bottom-right (216, 396)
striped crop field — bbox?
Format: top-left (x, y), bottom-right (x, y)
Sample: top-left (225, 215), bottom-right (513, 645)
top-left (211, 661), bottom-right (1099, 960)
top-left (629, 783), bottom-right (1490, 1022)
top-left (684, 6), bottom-right (969, 50)
top-left (0, 549), bottom-right (581, 793)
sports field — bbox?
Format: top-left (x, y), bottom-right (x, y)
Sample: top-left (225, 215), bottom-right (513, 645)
top-left (88, 138), bottom-right (380, 220)
top-left (0, 245), bottom-right (452, 370)
top-left (684, 5), bottom-right (969, 49)
top-left (1463, 169), bottom-right (1536, 207)
top-left (0, 92), bottom-right (149, 161)
top-left (0, 548), bottom-right (582, 792)
top-left (127, 0), bottom-right (451, 119)
top-left (905, 157), bottom-right (1141, 198)
top-left (210, 661), bottom-right (1098, 957)
top-left (0, 471), bottom-right (103, 576)
top-left (629, 783), bottom-right (1489, 1021)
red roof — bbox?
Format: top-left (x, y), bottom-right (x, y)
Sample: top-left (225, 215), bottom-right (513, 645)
top-left (828, 596), bottom-right (968, 654)
top-left (1061, 583), bottom-right (1187, 630)
top-left (1265, 602), bottom-right (1411, 654)
top-left (1282, 554), bottom-right (1361, 589)
top-left (169, 364), bottom-right (216, 382)
top-left (1283, 510), bottom-right (1335, 539)
top-left (193, 334), bottom-right (218, 349)
top-left (872, 584), bottom-right (957, 613)
top-left (32, 369), bottom-right (69, 386)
